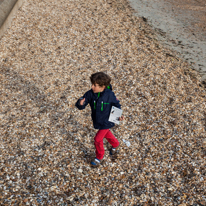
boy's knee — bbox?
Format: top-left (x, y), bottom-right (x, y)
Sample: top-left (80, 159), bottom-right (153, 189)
top-left (94, 139), bottom-right (102, 145)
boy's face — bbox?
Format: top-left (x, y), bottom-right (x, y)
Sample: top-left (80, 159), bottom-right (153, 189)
top-left (91, 83), bottom-right (105, 93)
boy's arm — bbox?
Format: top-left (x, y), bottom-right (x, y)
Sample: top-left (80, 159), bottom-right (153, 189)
top-left (111, 92), bottom-right (124, 121)
top-left (75, 91), bottom-right (90, 110)
top-left (111, 92), bottom-right (121, 109)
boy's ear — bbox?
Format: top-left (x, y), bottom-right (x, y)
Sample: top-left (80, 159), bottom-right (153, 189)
top-left (100, 85), bottom-right (106, 91)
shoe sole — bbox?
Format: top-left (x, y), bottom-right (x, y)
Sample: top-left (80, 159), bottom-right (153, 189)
top-left (90, 159), bottom-right (104, 168)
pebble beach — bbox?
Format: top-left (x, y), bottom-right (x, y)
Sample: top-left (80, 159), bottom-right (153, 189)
top-left (0, 0), bottom-right (206, 205)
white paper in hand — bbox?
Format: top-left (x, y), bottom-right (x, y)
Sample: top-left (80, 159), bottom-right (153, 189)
top-left (108, 106), bottom-right (122, 125)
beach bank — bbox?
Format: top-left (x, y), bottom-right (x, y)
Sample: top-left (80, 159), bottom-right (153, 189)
top-left (0, 0), bottom-right (24, 39)
top-left (129, 0), bottom-right (206, 83)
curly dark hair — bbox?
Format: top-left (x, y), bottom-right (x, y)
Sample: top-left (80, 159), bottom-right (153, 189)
top-left (90, 72), bottom-right (111, 88)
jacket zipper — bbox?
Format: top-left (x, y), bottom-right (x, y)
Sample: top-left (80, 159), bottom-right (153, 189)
top-left (94, 92), bottom-right (100, 110)
top-left (101, 101), bottom-right (103, 111)
top-left (94, 100), bottom-right (96, 109)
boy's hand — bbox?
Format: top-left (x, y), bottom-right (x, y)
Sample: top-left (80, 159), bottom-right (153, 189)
top-left (119, 116), bottom-right (124, 121)
top-left (80, 98), bottom-right (85, 106)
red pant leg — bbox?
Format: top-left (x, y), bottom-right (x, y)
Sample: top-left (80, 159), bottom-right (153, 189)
top-left (94, 129), bottom-right (119, 160)
top-left (94, 129), bottom-right (109, 160)
top-left (105, 130), bottom-right (119, 148)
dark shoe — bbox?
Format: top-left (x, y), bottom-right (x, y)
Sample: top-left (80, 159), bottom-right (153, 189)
top-left (110, 146), bottom-right (119, 155)
top-left (91, 158), bottom-right (101, 167)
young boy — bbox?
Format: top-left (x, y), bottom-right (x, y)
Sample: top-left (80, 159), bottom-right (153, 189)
top-left (75, 72), bottom-right (124, 167)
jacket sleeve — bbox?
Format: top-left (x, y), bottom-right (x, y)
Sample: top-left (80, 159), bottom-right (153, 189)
top-left (75, 90), bottom-right (91, 110)
top-left (111, 92), bottom-right (121, 109)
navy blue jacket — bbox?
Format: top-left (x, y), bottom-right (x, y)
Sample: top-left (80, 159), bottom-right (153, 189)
top-left (75, 86), bottom-right (121, 129)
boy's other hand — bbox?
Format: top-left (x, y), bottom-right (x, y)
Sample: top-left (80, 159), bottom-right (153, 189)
top-left (80, 98), bottom-right (85, 106)
top-left (119, 116), bottom-right (124, 121)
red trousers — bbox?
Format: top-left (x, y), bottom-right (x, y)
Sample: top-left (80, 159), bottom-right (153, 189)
top-left (94, 129), bottom-right (119, 160)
